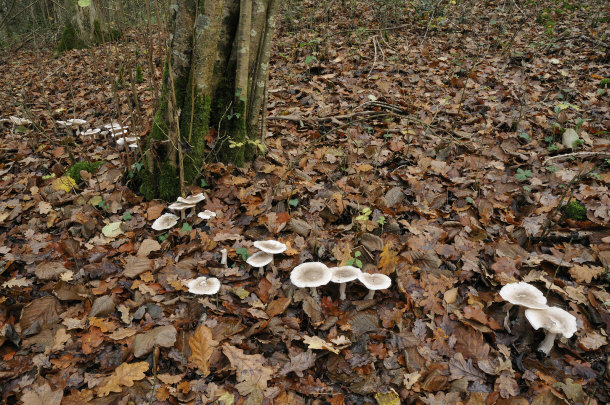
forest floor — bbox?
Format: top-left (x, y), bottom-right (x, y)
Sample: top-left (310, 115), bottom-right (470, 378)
top-left (0, 0), bottom-right (609, 404)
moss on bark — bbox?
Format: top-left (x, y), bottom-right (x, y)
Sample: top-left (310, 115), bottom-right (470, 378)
top-left (56, 21), bottom-right (85, 51)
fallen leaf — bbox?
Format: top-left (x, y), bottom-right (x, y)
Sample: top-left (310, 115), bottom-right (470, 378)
top-left (21, 380), bottom-right (63, 405)
top-left (569, 264), bottom-right (604, 284)
top-left (97, 361), bottom-right (149, 397)
top-left (378, 244), bottom-right (398, 275)
top-left (189, 324), bottom-right (218, 377)
top-left (133, 325), bottom-right (177, 357)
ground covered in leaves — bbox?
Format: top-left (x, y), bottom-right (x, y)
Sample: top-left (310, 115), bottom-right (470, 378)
top-left (0, 0), bottom-right (609, 404)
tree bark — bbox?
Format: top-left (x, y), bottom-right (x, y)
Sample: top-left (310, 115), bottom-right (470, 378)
top-left (140, 0), bottom-right (279, 201)
top-left (57, 0), bottom-right (119, 51)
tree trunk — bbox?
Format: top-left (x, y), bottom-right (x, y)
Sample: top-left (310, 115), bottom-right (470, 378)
top-left (140, 0), bottom-right (280, 201)
top-left (57, 0), bottom-right (119, 51)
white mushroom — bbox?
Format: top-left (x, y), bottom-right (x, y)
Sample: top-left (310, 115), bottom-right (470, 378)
top-left (10, 116), bottom-right (32, 126)
top-left (186, 276), bottom-right (221, 295)
top-left (330, 266), bottom-right (362, 300)
top-left (358, 272), bottom-right (391, 300)
top-left (82, 128), bottom-right (101, 136)
top-left (177, 193), bottom-right (205, 204)
top-left (290, 262), bottom-right (332, 300)
top-left (151, 213), bottom-right (179, 231)
top-left (220, 248), bottom-right (228, 268)
top-left (168, 201), bottom-right (196, 211)
top-left (116, 136), bottom-right (139, 148)
top-left (253, 240), bottom-right (287, 255)
top-left (246, 251), bottom-right (273, 276)
top-left (499, 282), bottom-right (548, 309)
top-left (198, 210), bottom-right (216, 220)
top-left (525, 306), bottom-right (577, 355)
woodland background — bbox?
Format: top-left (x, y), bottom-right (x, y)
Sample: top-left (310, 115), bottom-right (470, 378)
top-left (0, 0), bottom-right (609, 404)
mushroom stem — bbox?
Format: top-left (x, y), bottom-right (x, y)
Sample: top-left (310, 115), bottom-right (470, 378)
top-left (220, 249), bottom-right (228, 267)
top-left (310, 287), bottom-right (319, 300)
top-left (538, 332), bottom-right (557, 355)
top-left (258, 266), bottom-right (264, 276)
top-left (339, 283), bottom-right (347, 300)
top-left (365, 290), bottom-right (375, 300)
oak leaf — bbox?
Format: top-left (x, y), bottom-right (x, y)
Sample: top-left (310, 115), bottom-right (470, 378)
top-left (223, 344), bottom-right (274, 401)
top-left (189, 324), bottom-right (218, 376)
top-left (378, 244), bottom-right (398, 275)
top-left (97, 361), bottom-right (149, 397)
top-left (568, 264), bottom-right (604, 284)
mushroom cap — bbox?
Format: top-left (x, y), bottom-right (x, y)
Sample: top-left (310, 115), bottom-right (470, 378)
top-left (168, 201), bottom-right (196, 211)
top-left (246, 251), bottom-right (273, 267)
top-left (253, 240), bottom-right (287, 254)
top-left (358, 272), bottom-right (391, 291)
top-left (177, 193), bottom-right (205, 204)
top-left (67, 118), bottom-right (87, 126)
top-left (82, 128), bottom-right (101, 136)
top-left (10, 116), bottom-right (32, 125)
top-left (330, 266), bottom-right (362, 283)
top-left (187, 276), bottom-right (221, 295)
top-left (116, 136), bottom-right (139, 146)
top-left (290, 262), bottom-right (332, 288)
top-left (198, 210), bottom-right (216, 220)
top-left (151, 213), bottom-right (179, 230)
top-left (499, 282), bottom-right (548, 309)
top-left (525, 307), bottom-right (577, 338)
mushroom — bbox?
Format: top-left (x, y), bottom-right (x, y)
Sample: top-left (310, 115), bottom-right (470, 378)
top-left (330, 266), bottom-right (362, 300)
top-left (220, 248), bottom-right (228, 268)
top-left (82, 128), bottom-right (101, 137)
top-left (186, 276), bottom-right (221, 295)
top-left (198, 210), bottom-right (216, 220)
top-left (246, 251), bottom-right (274, 276)
top-left (177, 193), bottom-right (205, 204)
top-left (116, 136), bottom-right (139, 149)
top-left (525, 306), bottom-right (577, 355)
top-left (9, 116), bottom-right (32, 126)
top-left (358, 272), bottom-right (391, 300)
top-left (151, 213), bottom-right (179, 231)
top-left (168, 201), bottom-right (196, 211)
top-left (253, 240), bottom-right (287, 255)
top-left (499, 282), bottom-right (548, 309)
top-left (290, 262), bottom-right (332, 300)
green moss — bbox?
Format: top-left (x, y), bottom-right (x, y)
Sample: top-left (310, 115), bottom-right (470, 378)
top-left (159, 162), bottom-right (180, 201)
top-left (221, 98), bottom-right (247, 166)
top-left (67, 161), bottom-right (104, 183)
top-left (56, 21), bottom-right (85, 52)
top-left (563, 199), bottom-right (587, 221)
top-left (135, 63), bottom-right (144, 83)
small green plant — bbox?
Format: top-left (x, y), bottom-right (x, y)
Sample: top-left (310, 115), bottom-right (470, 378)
top-left (135, 63), bottom-right (144, 84)
top-left (158, 233), bottom-right (169, 242)
top-left (518, 132), bottom-right (530, 142)
top-left (288, 198), bottom-right (299, 208)
top-left (355, 207), bottom-right (372, 221)
top-left (562, 199), bottom-right (587, 221)
top-left (515, 168), bottom-right (532, 181)
top-left (180, 223), bottom-right (193, 233)
top-left (122, 211), bottom-right (132, 221)
top-left (67, 160), bottom-right (104, 183)
top-left (345, 251), bottom-right (362, 268)
top-left (236, 248), bottom-right (249, 261)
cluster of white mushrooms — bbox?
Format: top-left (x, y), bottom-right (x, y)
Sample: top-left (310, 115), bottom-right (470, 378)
top-left (246, 240), bottom-right (287, 275)
top-left (1, 116), bottom-right (33, 127)
top-left (152, 193), bottom-right (216, 231)
top-left (56, 119), bottom-right (139, 150)
top-left (290, 262), bottom-right (391, 301)
top-left (500, 282), bottom-right (578, 355)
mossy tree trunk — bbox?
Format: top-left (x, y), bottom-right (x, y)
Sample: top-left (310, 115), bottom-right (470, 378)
top-left (140, 0), bottom-right (280, 201)
top-left (57, 0), bottom-right (119, 51)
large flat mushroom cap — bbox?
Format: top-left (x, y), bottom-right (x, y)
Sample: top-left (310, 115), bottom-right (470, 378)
top-left (246, 251), bottom-right (273, 267)
top-left (290, 262), bottom-right (332, 288)
top-left (330, 266), bottom-right (362, 283)
top-left (198, 210), bottom-right (216, 220)
top-left (358, 272), bottom-right (391, 291)
top-left (499, 282), bottom-right (548, 309)
top-left (168, 201), bottom-right (196, 211)
top-left (254, 240), bottom-right (287, 254)
top-left (151, 213), bottom-right (179, 230)
top-left (187, 276), bottom-right (221, 295)
top-left (177, 193), bottom-right (205, 204)
top-left (525, 307), bottom-right (577, 338)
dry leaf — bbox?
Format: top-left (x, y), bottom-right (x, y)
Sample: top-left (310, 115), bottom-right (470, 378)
top-left (21, 381), bottom-right (63, 405)
top-left (97, 361), bottom-right (149, 397)
top-left (569, 264), bottom-right (604, 284)
top-left (189, 324), bottom-right (218, 377)
top-left (133, 325), bottom-right (177, 357)
top-left (123, 256), bottom-right (153, 278)
top-left (378, 244), bottom-right (398, 275)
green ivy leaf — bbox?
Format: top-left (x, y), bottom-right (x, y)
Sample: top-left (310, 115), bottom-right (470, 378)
top-left (180, 223), bottom-right (193, 233)
top-left (236, 247), bottom-right (249, 261)
top-left (288, 198), bottom-right (299, 208)
top-left (122, 211), bottom-right (132, 221)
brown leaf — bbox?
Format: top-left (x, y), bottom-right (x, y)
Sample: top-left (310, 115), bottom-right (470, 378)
top-left (280, 349), bottom-right (316, 377)
top-left (189, 324), bottom-right (218, 377)
top-left (449, 352), bottom-right (485, 383)
top-left (123, 256), bottom-right (153, 278)
top-left (19, 295), bottom-right (62, 335)
top-left (569, 264), bottom-right (604, 284)
top-left (97, 361), bottom-right (149, 397)
top-left (82, 327), bottom-right (104, 355)
top-left (266, 297), bottom-right (291, 317)
top-left (223, 344), bottom-right (274, 398)
top-left (21, 380), bottom-right (63, 405)
top-left (133, 325), bottom-right (177, 357)
top-left (35, 262), bottom-right (69, 280)
top-left (378, 244), bottom-right (398, 275)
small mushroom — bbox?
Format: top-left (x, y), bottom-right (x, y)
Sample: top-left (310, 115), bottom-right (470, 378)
top-left (525, 306), bottom-right (577, 355)
top-left (82, 128), bottom-right (101, 136)
top-left (168, 201), bottom-right (196, 211)
top-left (220, 248), bottom-right (228, 267)
top-left (290, 262), bottom-right (332, 300)
top-left (198, 210), bottom-right (216, 220)
top-left (358, 272), bottom-right (391, 300)
top-left (186, 276), bottom-right (221, 295)
top-left (10, 116), bottom-right (32, 126)
top-left (499, 282), bottom-right (548, 309)
top-left (116, 136), bottom-right (139, 149)
top-left (330, 266), bottom-right (362, 300)
top-left (177, 193), bottom-right (205, 204)
top-left (246, 251), bottom-right (273, 276)
top-left (253, 240), bottom-right (287, 254)
top-left (151, 213), bottom-right (179, 231)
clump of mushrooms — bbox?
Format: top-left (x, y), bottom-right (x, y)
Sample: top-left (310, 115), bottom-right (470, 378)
top-left (290, 262), bottom-right (332, 300)
top-left (330, 266), bottom-right (361, 300)
top-left (358, 272), bottom-right (392, 300)
top-left (499, 282), bottom-right (578, 355)
top-left (249, 239), bottom-right (287, 276)
top-left (186, 276), bottom-right (221, 295)
top-left (169, 193), bottom-right (206, 220)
